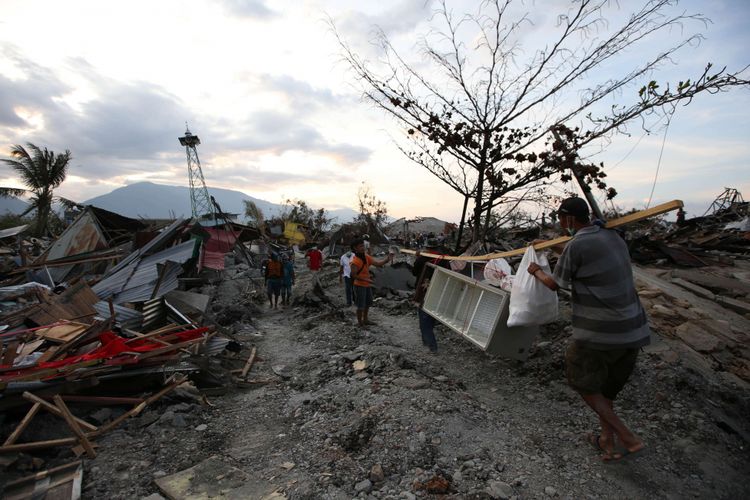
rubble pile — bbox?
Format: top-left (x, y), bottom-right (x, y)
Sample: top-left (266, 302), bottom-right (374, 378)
top-left (35, 257), bottom-right (743, 500)
top-left (0, 207), bottom-right (268, 497)
top-left (0, 200), bottom-right (749, 499)
top-left (629, 201), bottom-right (749, 266)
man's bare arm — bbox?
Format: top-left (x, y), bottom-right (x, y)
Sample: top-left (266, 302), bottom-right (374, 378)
top-left (527, 262), bottom-right (559, 291)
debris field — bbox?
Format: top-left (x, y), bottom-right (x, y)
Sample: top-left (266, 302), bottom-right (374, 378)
top-left (0, 201), bottom-right (748, 499)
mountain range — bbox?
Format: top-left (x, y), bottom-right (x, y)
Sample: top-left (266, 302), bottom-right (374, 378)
top-left (1, 182), bottom-right (359, 224)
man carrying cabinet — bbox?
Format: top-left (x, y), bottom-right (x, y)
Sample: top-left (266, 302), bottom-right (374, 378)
top-left (528, 197), bottom-right (649, 462)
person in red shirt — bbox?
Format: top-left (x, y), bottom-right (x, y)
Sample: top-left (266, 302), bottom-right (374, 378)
top-left (264, 253), bottom-right (283, 309)
top-left (349, 238), bottom-right (392, 327)
top-left (305, 245), bottom-right (323, 271)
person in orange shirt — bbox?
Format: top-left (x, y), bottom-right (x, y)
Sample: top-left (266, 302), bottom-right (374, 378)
top-left (349, 238), bottom-right (392, 327)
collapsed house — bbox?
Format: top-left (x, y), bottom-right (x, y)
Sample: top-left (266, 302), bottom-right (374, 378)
top-left (385, 216), bottom-right (456, 240)
top-left (0, 205), bottom-right (268, 495)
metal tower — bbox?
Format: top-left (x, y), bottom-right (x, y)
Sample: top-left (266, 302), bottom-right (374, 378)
top-left (179, 125), bottom-right (215, 220)
top-left (702, 188), bottom-right (745, 217)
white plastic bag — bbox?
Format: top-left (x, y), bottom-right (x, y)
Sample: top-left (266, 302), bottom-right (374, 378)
top-left (507, 246), bottom-right (558, 327)
top-left (483, 258), bottom-right (514, 292)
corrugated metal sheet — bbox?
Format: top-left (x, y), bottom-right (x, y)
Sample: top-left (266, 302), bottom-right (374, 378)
top-left (46, 211), bottom-right (108, 261)
top-left (202, 337), bottom-right (229, 355)
top-left (201, 249), bottom-right (228, 270)
top-left (142, 297), bottom-right (166, 330)
top-left (93, 301), bottom-right (143, 330)
top-left (0, 224), bottom-right (28, 239)
top-left (200, 228), bottom-right (239, 270)
top-left (104, 218), bottom-right (188, 277)
top-left (92, 240), bottom-right (197, 304)
top-left (41, 211), bottom-right (107, 282)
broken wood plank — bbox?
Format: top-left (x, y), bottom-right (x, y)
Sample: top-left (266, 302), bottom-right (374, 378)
top-left (3, 402), bottom-right (41, 446)
top-left (2, 340), bottom-right (19, 366)
top-left (41, 395), bottom-right (144, 406)
top-left (240, 346), bottom-right (257, 378)
top-left (0, 436), bottom-right (81, 453)
top-left (403, 199), bottom-right (684, 261)
top-left (135, 337), bottom-right (204, 361)
top-left (72, 441), bottom-right (100, 458)
top-left (36, 322), bottom-right (89, 343)
top-left (22, 392), bottom-right (98, 433)
top-left (95, 375), bottom-right (187, 435)
top-left (3, 460), bottom-right (82, 488)
top-left (53, 395), bottom-right (96, 458)
top-left (123, 323), bottom-right (189, 344)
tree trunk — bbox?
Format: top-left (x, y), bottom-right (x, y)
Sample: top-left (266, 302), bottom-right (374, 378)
top-left (471, 135), bottom-right (491, 243)
top-left (482, 192), bottom-right (494, 239)
top-left (454, 194), bottom-right (469, 253)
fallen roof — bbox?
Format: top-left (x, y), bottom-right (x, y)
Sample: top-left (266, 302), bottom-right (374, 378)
top-left (92, 239), bottom-right (197, 305)
top-left (0, 224), bottom-right (28, 240)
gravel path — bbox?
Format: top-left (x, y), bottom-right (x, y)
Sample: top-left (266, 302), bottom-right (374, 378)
top-left (73, 262), bottom-right (750, 499)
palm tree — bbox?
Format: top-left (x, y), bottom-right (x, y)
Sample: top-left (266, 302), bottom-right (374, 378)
top-left (0, 143), bottom-right (79, 236)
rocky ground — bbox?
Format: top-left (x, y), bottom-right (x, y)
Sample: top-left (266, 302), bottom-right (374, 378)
top-left (5, 258), bottom-right (750, 499)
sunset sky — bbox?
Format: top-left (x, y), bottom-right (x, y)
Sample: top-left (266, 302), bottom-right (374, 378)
top-left (1, 0), bottom-right (748, 222)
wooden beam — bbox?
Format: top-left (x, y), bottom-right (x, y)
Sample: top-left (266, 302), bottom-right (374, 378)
top-left (53, 395), bottom-right (96, 458)
top-left (3, 402), bottom-right (41, 446)
top-left (0, 437), bottom-right (81, 453)
top-left (95, 375), bottom-right (187, 435)
top-left (401, 199), bottom-right (684, 261)
top-left (41, 395), bottom-right (144, 406)
top-left (2, 460), bottom-right (82, 488)
top-left (22, 392), bottom-right (98, 433)
top-left (240, 347), bottom-right (257, 379)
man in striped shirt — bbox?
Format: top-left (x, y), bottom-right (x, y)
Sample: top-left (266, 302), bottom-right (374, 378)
top-left (528, 197), bottom-right (648, 462)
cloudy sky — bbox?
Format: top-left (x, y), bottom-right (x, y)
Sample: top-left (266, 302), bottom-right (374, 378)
top-left (0, 0), bottom-right (748, 222)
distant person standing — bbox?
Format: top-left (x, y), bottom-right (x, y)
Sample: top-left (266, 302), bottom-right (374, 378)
top-left (362, 234), bottom-right (371, 255)
top-left (412, 239), bottom-right (450, 353)
top-left (339, 250), bottom-right (354, 307)
top-left (264, 253), bottom-right (283, 309)
top-left (350, 238), bottom-right (392, 327)
top-left (305, 245), bottom-right (323, 272)
top-left (281, 254), bottom-right (295, 306)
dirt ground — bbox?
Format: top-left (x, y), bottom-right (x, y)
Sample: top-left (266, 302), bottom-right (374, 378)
top-left (14, 259), bottom-right (750, 499)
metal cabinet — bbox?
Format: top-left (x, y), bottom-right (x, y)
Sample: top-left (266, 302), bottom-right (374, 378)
top-left (422, 265), bottom-right (538, 360)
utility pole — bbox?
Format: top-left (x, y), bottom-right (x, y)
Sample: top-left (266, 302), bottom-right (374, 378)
top-left (551, 128), bottom-right (605, 221)
top-left (179, 124), bottom-right (215, 221)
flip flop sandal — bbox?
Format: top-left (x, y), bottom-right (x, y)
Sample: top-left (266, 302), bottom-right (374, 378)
top-left (603, 446), bottom-right (646, 463)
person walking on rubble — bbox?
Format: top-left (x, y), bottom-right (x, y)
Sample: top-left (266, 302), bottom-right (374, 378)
top-left (412, 239), bottom-right (450, 353)
top-left (305, 245), bottom-right (323, 272)
top-left (339, 249), bottom-right (354, 307)
top-left (350, 238), bottom-right (392, 327)
top-left (264, 252), bottom-right (283, 309)
top-left (281, 254), bottom-right (295, 306)
top-left (527, 196), bottom-right (649, 462)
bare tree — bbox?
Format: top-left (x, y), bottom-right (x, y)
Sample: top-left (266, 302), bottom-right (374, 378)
top-left (334, 0), bottom-right (749, 242)
top-left (243, 200), bottom-right (265, 233)
top-left (356, 182), bottom-right (389, 228)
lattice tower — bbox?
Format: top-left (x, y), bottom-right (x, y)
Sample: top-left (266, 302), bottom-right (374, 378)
top-left (703, 187), bottom-right (745, 217)
top-left (178, 125), bottom-right (215, 220)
